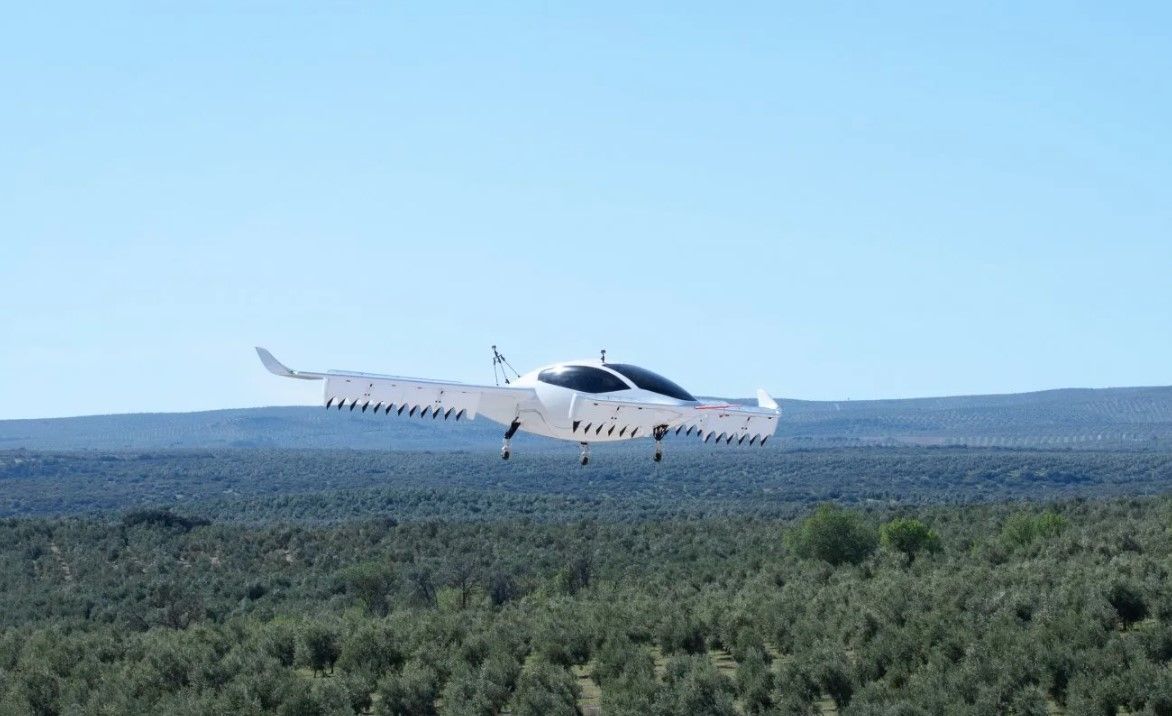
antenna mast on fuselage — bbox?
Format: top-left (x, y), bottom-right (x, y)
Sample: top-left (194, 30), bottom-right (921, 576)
top-left (491, 345), bottom-right (520, 386)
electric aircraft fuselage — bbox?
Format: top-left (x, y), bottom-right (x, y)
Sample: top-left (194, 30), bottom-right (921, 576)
top-left (257, 347), bottom-right (780, 464)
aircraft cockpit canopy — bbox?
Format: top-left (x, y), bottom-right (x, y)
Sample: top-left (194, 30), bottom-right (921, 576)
top-left (607, 364), bottom-right (697, 402)
top-left (537, 365), bottom-right (629, 394)
top-left (536, 363), bottom-right (697, 402)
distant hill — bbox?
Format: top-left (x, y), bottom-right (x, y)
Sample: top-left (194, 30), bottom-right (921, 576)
top-left (2, 385), bottom-right (1171, 451)
top-left (778, 386), bottom-right (1172, 449)
top-left (0, 406), bottom-right (513, 451)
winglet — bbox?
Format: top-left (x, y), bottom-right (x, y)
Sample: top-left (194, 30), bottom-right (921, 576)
top-left (756, 389), bottom-right (779, 411)
top-left (256, 347), bottom-right (319, 380)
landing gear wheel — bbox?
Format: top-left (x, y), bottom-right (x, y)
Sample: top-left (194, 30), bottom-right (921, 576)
top-left (501, 419), bottom-right (521, 462)
top-left (580, 455), bottom-right (589, 466)
top-left (653, 425), bottom-right (667, 463)
top-left (578, 442), bottom-right (590, 466)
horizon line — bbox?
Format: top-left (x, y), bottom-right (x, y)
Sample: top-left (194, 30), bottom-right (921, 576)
top-left (3, 382), bottom-right (1170, 422)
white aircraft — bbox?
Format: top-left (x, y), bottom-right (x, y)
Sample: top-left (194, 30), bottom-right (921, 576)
top-left (256, 347), bottom-right (780, 464)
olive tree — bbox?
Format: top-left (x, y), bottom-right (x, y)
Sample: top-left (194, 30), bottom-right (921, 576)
top-left (879, 517), bottom-right (940, 563)
top-left (789, 504), bottom-right (878, 566)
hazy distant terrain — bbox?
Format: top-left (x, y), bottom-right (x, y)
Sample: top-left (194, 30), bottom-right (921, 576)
top-left (4, 447), bottom-right (1171, 521)
top-left (780, 386), bottom-right (1172, 448)
top-left (2, 385), bottom-right (1171, 451)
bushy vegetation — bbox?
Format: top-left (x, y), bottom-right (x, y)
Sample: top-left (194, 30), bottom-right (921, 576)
top-left (2, 487), bottom-right (1171, 713)
top-left (788, 504), bottom-right (877, 565)
top-left (879, 517), bottom-right (940, 563)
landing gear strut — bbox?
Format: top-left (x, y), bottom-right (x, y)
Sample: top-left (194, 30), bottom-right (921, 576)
top-left (579, 442), bottom-right (590, 466)
top-left (501, 420), bottom-right (521, 460)
top-left (653, 425), bottom-right (668, 462)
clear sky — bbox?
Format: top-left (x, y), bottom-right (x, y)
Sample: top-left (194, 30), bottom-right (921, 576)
top-left (3, 3), bottom-right (1170, 420)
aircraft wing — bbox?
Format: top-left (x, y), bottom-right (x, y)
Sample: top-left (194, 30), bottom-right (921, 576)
top-left (256, 347), bottom-right (535, 423)
top-left (569, 389), bottom-right (780, 445)
top-left (673, 396), bottom-right (780, 445)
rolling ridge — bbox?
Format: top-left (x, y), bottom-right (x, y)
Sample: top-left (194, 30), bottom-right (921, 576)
top-left (2, 385), bottom-right (1170, 451)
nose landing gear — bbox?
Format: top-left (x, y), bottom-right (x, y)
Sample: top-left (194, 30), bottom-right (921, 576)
top-left (579, 442), bottom-right (590, 466)
top-left (501, 419), bottom-right (521, 460)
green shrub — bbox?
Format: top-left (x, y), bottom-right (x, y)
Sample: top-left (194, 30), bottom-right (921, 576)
top-left (337, 622), bottom-right (403, 677)
top-left (735, 647), bottom-right (775, 714)
top-left (1106, 581), bottom-right (1148, 627)
top-left (601, 658), bottom-right (657, 716)
top-left (656, 611), bottom-right (707, 655)
top-left (1001, 510), bottom-right (1068, 549)
top-left (298, 623), bottom-right (341, 678)
top-left (376, 660), bottom-right (439, 716)
top-left (790, 504), bottom-right (878, 566)
top-left (654, 655), bottom-right (736, 716)
top-left (439, 668), bottom-right (494, 716)
top-left (507, 663), bottom-right (580, 716)
top-left (336, 561), bottom-right (394, 616)
top-left (879, 517), bottom-right (940, 563)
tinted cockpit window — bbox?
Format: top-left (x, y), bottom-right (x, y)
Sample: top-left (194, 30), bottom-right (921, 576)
top-left (607, 364), bottom-right (696, 402)
top-left (538, 365), bottom-right (630, 394)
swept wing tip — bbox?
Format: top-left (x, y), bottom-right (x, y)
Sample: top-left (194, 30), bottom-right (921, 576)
top-left (756, 389), bottom-right (779, 411)
top-left (255, 346), bottom-right (304, 378)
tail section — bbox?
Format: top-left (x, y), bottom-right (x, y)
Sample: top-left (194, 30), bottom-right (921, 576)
top-left (756, 389), bottom-right (779, 411)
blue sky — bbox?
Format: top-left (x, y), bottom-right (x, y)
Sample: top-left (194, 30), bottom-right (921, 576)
top-left (3, 3), bottom-right (1170, 419)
